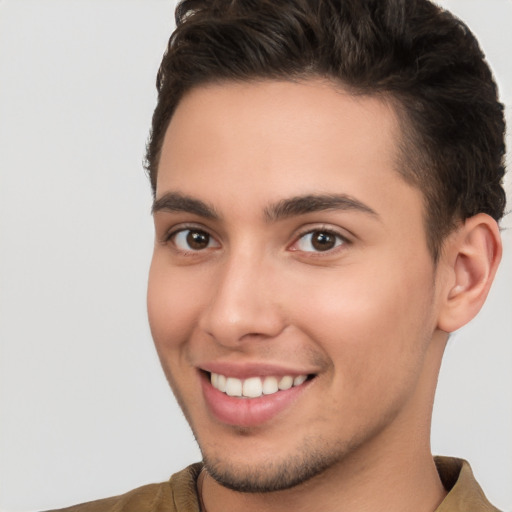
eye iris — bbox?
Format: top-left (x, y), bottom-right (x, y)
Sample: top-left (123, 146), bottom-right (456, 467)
top-left (312, 231), bottom-right (336, 251)
top-left (186, 230), bottom-right (209, 250)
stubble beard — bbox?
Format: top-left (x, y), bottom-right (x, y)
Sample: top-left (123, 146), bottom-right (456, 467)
top-left (199, 433), bottom-right (354, 493)
top-left (191, 395), bottom-right (409, 493)
top-left (162, 363), bottom-right (352, 493)
top-left (167, 373), bottom-right (387, 495)
top-left (161, 357), bottom-right (409, 495)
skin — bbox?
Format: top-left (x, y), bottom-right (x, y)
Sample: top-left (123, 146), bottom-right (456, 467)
top-left (147, 79), bottom-right (501, 512)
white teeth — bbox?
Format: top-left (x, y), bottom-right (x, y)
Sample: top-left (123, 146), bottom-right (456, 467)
top-left (210, 372), bottom-right (308, 398)
top-left (262, 376), bottom-right (279, 395)
top-left (294, 375), bottom-right (307, 386)
top-left (278, 375), bottom-right (293, 390)
top-left (217, 374), bottom-right (227, 392)
top-left (242, 377), bottom-right (263, 398)
top-left (225, 377), bottom-right (243, 396)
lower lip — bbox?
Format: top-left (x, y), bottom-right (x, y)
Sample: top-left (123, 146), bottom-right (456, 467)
top-left (201, 373), bottom-right (310, 428)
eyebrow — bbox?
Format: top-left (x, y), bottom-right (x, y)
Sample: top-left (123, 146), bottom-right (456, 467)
top-left (152, 191), bottom-right (378, 222)
top-left (264, 194), bottom-right (378, 222)
top-left (152, 192), bottom-right (220, 219)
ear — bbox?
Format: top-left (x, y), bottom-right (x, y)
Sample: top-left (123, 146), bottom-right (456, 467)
top-left (437, 213), bottom-right (502, 333)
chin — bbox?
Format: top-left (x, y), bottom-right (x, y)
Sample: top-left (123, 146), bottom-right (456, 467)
top-left (200, 435), bottom-right (351, 493)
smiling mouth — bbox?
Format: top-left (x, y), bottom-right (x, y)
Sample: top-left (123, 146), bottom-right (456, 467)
top-left (209, 372), bottom-right (313, 398)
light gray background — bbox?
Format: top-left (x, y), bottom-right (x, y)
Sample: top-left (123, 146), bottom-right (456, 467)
top-left (0, 1), bottom-right (510, 511)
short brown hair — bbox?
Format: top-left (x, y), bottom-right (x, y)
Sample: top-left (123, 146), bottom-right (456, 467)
top-left (145, 0), bottom-right (506, 260)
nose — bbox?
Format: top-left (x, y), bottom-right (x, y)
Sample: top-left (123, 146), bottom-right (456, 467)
top-left (198, 253), bottom-right (286, 347)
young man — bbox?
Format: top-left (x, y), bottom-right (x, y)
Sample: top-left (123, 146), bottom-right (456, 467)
top-left (51, 0), bottom-right (506, 510)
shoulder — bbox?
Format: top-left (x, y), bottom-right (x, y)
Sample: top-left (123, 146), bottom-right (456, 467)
top-left (435, 457), bottom-right (502, 512)
top-left (43, 463), bottom-right (203, 512)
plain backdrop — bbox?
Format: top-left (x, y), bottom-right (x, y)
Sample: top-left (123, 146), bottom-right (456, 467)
top-left (0, 1), bottom-right (511, 511)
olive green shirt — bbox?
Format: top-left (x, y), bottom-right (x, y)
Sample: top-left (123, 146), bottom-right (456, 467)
top-left (47, 457), bottom-right (501, 512)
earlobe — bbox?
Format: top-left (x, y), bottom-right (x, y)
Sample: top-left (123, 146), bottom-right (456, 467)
top-left (437, 214), bottom-right (502, 333)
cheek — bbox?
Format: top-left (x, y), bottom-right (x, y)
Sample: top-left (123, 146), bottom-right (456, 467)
top-left (147, 256), bottom-right (206, 353)
top-left (288, 259), bottom-right (436, 385)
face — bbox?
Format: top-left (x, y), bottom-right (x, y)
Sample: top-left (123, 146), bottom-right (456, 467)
top-left (148, 80), bottom-right (447, 492)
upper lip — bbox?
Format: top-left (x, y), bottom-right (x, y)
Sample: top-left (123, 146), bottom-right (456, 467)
top-left (198, 361), bottom-right (316, 379)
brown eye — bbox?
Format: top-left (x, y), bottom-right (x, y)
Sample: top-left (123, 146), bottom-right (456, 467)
top-left (295, 230), bottom-right (345, 252)
top-left (311, 232), bottom-right (337, 251)
top-left (187, 230), bottom-right (210, 250)
top-left (173, 229), bottom-right (219, 251)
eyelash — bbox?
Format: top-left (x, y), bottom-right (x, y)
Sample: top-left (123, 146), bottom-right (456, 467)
top-left (163, 225), bottom-right (350, 256)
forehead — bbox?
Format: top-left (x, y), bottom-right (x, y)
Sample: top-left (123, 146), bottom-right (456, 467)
top-left (162, 80), bottom-right (400, 170)
top-left (156, 79), bottom-right (421, 224)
